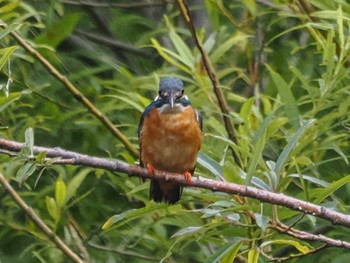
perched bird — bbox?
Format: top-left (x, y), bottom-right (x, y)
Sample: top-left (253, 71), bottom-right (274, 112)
top-left (138, 77), bottom-right (202, 203)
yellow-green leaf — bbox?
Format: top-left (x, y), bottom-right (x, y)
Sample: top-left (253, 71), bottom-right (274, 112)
top-left (55, 178), bottom-right (66, 209)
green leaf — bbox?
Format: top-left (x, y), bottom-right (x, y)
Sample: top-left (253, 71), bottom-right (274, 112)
top-left (211, 33), bottom-right (251, 63)
top-left (0, 92), bottom-right (21, 112)
top-left (0, 1), bottom-right (20, 13)
top-left (46, 196), bottom-right (58, 221)
top-left (266, 64), bottom-right (300, 129)
top-left (15, 162), bottom-right (36, 186)
top-left (65, 168), bottom-right (90, 201)
top-left (260, 239), bottom-right (310, 254)
top-left (172, 226), bottom-right (203, 238)
top-left (275, 119), bottom-right (316, 174)
top-left (151, 38), bottom-right (192, 74)
top-left (246, 128), bottom-right (266, 185)
top-left (197, 152), bottom-right (223, 180)
top-left (165, 16), bottom-right (194, 69)
top-left (24, 127), bottom-right (34, 158)
top-left (35, 13), bottom-right (82, 47)
top-left (105, 93), bottom-right (144, 112)
top-left (314, 174), bottom-right (350, 204)
top-left (55, 178), bottom-right (66, 209)
top-left (0, 23), bottom-right (21, 41)
top-left (247, 249), bottom-right (259, 263)
top-left (255, 213), bottom-right (269, 232)
top-left (103, 204), bottom-right (182, 230)
top-left (287, 174), bottom-right (329, 187)
top-left (204, 241), bottom-right (242, 263)
top-left (0, 46), bottom-right (18, 71)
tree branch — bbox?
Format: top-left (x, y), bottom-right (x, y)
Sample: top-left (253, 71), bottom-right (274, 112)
top-left (60, 0), bottom-right (165, 8)
top-left (1, 137), bottom-right (350, 236)
top-left (0, 171), bottom-right (84, 263)
top-left (3, 25), bottom-right (138, 158)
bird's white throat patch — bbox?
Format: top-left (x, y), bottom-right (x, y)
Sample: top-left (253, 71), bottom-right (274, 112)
top-left (158, 103), bottom-right (187, 114)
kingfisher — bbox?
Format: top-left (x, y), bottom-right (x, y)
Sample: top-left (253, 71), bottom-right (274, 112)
top-left (138, 77), bottom-right (202, 203)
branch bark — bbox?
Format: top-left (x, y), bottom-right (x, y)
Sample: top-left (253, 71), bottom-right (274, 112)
top-left (1, 137), bottom-right (350, 234)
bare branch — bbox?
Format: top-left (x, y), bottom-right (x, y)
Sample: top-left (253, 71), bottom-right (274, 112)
top-left (60, 0), bottom-right (165, 8)
top-left (0, 171), bottom-right (84, 263)
top-left (1, 137), bottom-right (350, 235)
top-left (260, 243), bottom-right (328, 262)
top-left (272, 221), bottom-right (350, 249)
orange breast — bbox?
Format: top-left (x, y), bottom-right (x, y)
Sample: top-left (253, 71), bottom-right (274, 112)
top-left (140, 106), bottom-right (202, 174)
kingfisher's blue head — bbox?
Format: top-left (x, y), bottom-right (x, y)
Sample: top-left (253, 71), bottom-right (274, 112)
top-left (158, 77), bottom-right (184, 108)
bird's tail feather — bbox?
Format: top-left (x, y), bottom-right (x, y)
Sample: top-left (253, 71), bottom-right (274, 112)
top-left (150, 180), bottom-right (182, 204)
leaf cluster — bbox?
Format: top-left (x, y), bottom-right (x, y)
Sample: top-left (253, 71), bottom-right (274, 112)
top-left (0, 0), bottom-right (350, 262)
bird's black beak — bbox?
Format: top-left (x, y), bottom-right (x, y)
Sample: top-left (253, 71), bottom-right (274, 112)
top-left (169, 92), bottom-right (176, 108)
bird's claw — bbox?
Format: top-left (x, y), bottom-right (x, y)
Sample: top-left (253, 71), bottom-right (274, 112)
top-left (183, 171), bottom-right (192, 185)
top-left (147, 164), bottom-right (155, 176)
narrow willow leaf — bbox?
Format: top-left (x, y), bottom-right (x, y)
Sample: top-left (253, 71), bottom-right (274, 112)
top-left (0, 1), bottom-right (19, 13)
top-left (46, 196), bottom-right (58, 221)
top-left (172, 226), bottom-right (202, 238)
top-left (266, 64), bottom-right (300, 129)
top-left (204, 241), bottom-right (241, 263)
top-left (239, 97), bottom-right (255, 120)
top-left (55, 178), bottom-right (67, 209)
top-left (336, 6), bottom-right (344, 50)
top-left (255, 213), bottom-right (269, 232)
top-left (35, 13), bottom-right (82, 48)
top-left (0, 92), bottom-right (21, 112)
top-left (105, 94), bottom-right (144, 112)
top-left (103, 204), bottom-right (182, 230)
top-left (0, 46), bottom-right (18, 71)
top-left (203, 32), bottom-right (216, 54)
top-left (211, 33), bottom-right (251, 63)
top-left (102, 209), bottom-right (137, 230)
top-left (151, 38), bottom-right (191, 74)
top-left (315, 174), bottom-right (350, 204)
top-left (197, 152), bottom-right (223, 180)
top-left (261, 240), bottom-right (310, 254)
top-left (242, 0), bottom-right (256, 16)
top-left (25, 127), bottom-right (34, 158)
top-left (287, 174), bottom-right (329, 187)
top-left (165, 16), bottom-right (194, 68)
top-left (239, 169), bottom-right (270, 191)
top-left (0, 24), bottom-right (21, 40)
top-left (246, 128), bottom-right (266, 185)
top-left (65, 169), bottom-right (90, 202)
top-left (275, 119), bottom-right (316, 174)
top-left (247, 249), bottom-right (259, 263)
top-left (289, 66), bottom-right (318, 101)
top-left (16, 162), bottom-right (36, 185)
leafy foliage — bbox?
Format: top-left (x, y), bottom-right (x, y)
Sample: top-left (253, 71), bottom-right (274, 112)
top-left (0, 0), bottom-right (350, 262)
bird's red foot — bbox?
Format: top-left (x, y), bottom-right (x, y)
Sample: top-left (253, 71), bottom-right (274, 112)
top-left (147, 164), bottom-right (155, 176)
top-left (183, 171), bottom-right (192, 185)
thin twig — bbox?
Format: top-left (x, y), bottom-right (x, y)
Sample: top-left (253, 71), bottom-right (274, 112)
top-left (60, 0), bottom-right (165, 8)
top-left (271, 221), bottom-right (350, 249)
top-left (88, 242), bottom-right (158, 260)
top-left (77, 30), bottom-right (151, 57)
top-left (176, 0), bottom-right (237, 145)
top-left (260, 243), bottom-right (328, 262)
top-left (3, 25), bottom-right (138, 158)
top-left (0, 172), bottom-right (84, 263)
top-left (1, 138), bottom-right (350, 235)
